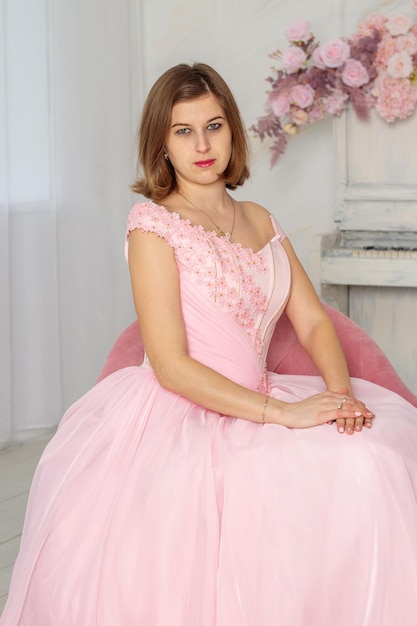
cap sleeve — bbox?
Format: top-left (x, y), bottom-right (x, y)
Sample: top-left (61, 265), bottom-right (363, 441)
top-left (125, 201), bottom-right (179, 260)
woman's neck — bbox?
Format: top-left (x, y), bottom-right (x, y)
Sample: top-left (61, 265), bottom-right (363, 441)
top-left (175, 182), bottom-right (230, 215)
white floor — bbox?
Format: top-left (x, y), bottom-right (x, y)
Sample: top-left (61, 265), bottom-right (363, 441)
top-left (0, 437), bottom-right (51, 614)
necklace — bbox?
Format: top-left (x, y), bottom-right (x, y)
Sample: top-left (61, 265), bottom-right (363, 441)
top-left (177, 190), bottom-right (236, 240)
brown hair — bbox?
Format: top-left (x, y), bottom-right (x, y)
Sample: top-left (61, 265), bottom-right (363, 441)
top-left (130, 63), bottom-right (250, 201)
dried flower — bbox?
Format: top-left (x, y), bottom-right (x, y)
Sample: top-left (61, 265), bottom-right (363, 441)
top-left (355, 13), bottom-right (389, 40)
top-left (252, 12), bottom-right (417, 166)
top-left (323, 90), bottom-right (349, 115)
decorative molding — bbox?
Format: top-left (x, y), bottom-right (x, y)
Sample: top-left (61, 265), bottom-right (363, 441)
top-left (334, 108), bottom-right (417, 231)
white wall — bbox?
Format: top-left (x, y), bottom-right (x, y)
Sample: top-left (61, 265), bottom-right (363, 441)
top-left (51, 0), bottom-right (138, 406)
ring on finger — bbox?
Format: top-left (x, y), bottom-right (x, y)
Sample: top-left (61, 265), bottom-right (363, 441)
top-left (337, 397), bottom-right (348, 410)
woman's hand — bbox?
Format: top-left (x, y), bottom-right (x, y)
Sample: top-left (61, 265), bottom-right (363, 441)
top-left (332, 388), bottom-right (374, 434)
top-left (274, 389), bottom-right (375, 434)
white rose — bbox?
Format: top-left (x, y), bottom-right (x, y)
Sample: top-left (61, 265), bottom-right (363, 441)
top-left (387, 51), bottom-right (414, 78)
top-left (387, 12), bottom-right (413, 36)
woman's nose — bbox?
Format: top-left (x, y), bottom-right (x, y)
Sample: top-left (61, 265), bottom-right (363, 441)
top-left (195, 131), bottom-right (210, 153)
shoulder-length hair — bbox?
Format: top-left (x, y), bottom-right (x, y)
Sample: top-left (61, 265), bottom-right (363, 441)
top-left (131, 63), bottom-right (250, 201)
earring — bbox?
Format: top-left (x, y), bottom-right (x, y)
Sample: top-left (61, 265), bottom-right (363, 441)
top-left (164, 153), bottom-right (168, 160)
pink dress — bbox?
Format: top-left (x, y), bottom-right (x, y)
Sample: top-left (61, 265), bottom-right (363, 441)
top-left (2, 201), bottom-right (417, 625)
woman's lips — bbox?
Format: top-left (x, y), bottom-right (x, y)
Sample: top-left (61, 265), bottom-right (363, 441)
top-left (194, 159), bottom-right (215, 168)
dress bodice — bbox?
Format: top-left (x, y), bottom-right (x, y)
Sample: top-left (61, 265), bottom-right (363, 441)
top-left (126, 201), bottom-right (291, 392)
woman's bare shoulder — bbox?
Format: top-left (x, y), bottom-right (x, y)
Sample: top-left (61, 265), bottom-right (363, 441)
top-left (238, 199), bottom-right (269, 213)
top-left (238, 200), bottom-right (273, 229)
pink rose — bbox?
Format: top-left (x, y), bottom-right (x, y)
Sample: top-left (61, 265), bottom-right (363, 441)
top-left (269, 91), bottom-right (291, 117)
top-left (309, 106), bottom-right (325, 122)
top-left (387, 51), bottom-right (414, 78)
top-left (284, 19), bottom-right (311, 43)
top-left (341, 59), bottom-right (370, 87)
top-left (320, 38), bottom-right (350, 68)
top-left (290, 84), bottom-right (315, 108)
top-left (386, 13), bottom-right (413, 36)
top-left (281, 46), bottom-right (307, 73)
top-left (312, 46), bottom-right (327, 69)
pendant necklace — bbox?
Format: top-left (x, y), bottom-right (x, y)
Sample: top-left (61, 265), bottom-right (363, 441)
top-left (177, 190), bottom-right (236, 240)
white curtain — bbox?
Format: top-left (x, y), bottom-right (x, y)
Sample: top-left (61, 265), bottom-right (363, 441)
top-left (0, 0), bottom-right (142, 446)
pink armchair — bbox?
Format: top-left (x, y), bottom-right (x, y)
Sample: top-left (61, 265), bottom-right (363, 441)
top-left (97, 303), bottom-right (417, 409)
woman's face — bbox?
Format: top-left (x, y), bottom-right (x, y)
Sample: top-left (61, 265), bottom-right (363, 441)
top-left (164, 92), bottom-right (232, 189)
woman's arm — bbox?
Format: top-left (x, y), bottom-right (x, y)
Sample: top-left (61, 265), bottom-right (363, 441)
top-left (128, 228), bottom-right (370, 431)
top-left (281, 238), bottom-right (374, 432)
top-left (128, 228), bottom-right (266, 422)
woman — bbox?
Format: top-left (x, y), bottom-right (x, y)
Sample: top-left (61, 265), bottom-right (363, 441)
top-left (2, 63), bottom-right (417, 625)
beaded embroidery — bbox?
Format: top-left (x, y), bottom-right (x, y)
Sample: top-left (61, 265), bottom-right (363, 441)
top-left (126, 202), bottom-right (271, 356)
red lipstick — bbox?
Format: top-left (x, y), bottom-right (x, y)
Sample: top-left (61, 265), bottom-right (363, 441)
top-left (195, 159), bottom-right (215, 168)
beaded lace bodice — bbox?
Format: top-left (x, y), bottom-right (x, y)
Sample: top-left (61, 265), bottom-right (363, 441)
top-left (126, 201), bottom-right (290, 377)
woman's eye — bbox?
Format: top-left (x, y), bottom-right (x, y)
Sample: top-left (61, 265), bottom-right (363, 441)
top-left (175, 128), bottom-right (190, 135)
top-left (207, 122), bottom-right (221, 131)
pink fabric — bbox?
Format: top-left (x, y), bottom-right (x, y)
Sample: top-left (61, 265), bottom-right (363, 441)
top-left (97, 306), bottom-right (417, 409)
top-left (3, 201), bottom-right (417, 625)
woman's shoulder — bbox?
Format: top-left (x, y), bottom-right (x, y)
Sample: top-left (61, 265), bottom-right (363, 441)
top-left (239, 199), bottom-right (268, 213)
top-left (238, 200), bottom-right (287, 242)
top-left (238, 200), bottom-right (275, 224)
top-left (125, 200), bottom-right (186, 258)
top-left (126, 200), bottom-right (178, 235)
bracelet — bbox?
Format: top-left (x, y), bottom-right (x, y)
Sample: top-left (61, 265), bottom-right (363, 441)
top-left (261, 395), bottom-right (269, 424)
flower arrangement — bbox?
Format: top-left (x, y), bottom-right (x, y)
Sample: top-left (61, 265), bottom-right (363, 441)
top-left (251, 8), bottom-right (417, 166)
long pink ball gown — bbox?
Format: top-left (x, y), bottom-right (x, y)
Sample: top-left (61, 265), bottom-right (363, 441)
top-left (2, 201), bottom-right (417, 625)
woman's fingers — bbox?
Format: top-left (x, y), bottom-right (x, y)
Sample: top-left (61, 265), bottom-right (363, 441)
top-left (336, 415), bottom-right (364, 435)
top-left (354, 414), bottom-right (364, 431)
top-left (333, 395), bottom-right (374, 434)
top-left (289, 391), bottom-right (375, 432)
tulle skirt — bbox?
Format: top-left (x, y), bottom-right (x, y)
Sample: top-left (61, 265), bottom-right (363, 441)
top-left (2, 366), bottom-right (417, 625)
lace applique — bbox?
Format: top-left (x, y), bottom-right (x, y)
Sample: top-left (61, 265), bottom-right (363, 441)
top-left (126, 201), bottom-right (269, 356)
top-left (126, 201), bottom-right (181, 247)
top-left (190, 236), bottom-right (269, 356)
top-left (256, 366), bottom-right (270, 395)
